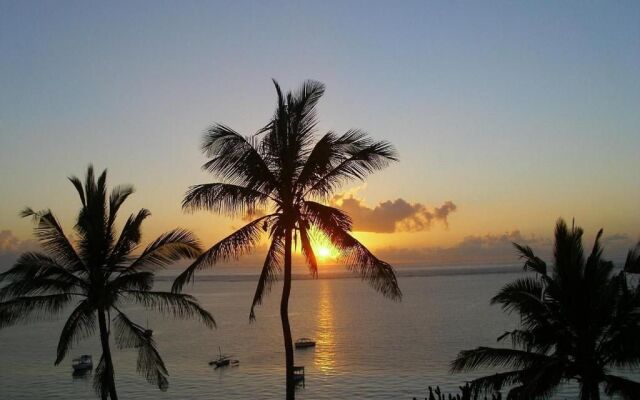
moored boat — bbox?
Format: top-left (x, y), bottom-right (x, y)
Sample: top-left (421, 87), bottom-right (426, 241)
top-left (209, 346), bottom-right (235, 369)
top-left (72, 355), bottom-right (93, 371)
top-left (295, 338), bottom-right (316, 349)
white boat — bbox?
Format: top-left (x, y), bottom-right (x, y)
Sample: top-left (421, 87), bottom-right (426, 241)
top-left (72, 355), bottom-right (93, 371)
top-left (295, 338), bottom-right (316, 349)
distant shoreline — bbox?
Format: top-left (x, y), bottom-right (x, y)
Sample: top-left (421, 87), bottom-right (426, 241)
top-left (154, 263), bottom-right (525, 283)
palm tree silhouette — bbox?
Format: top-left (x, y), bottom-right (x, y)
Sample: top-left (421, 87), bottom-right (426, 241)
top-left (172, 80), bottom-right (402, 399)
top-left (451, 219), bottom-right (640, 399)
top-left (0, 166), bottom-right (215, 399)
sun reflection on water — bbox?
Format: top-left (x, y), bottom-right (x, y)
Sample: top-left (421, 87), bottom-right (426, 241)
top-left (315, 280), bottom-right (336, 374)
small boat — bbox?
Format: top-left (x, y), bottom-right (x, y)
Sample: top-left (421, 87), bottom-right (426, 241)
top-left (209, 346), bottom-right (233, 369)
top-left (72, 355), bottom-right (93, 371)
top-left (210, 358), bottom-right (230, 368)
top-left (295, 338), bottom-right (316, 349)
top-left (293, 366), bottom-right (305, 387)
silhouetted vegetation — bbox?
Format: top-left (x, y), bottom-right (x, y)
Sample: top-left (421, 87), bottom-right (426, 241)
top-left (451, 219), bottom-right (640, 399)
top-left (172, 79), bottom-right (402, 399)
top-left (0, 166), bottom-right (215, 399)
top-left (415, 384), bottom-right (501, 400)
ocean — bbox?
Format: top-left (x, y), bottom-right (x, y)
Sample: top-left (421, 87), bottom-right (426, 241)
top-left (0, 265), bottom-right (635, 399)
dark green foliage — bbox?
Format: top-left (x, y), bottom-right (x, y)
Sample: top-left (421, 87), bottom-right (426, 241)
top-left (451, 219), bottom-right (640, 400)
top-left (0, 166), bottom-right (215, 399)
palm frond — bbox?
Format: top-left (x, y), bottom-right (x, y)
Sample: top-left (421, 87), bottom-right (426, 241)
top-left (318, 224), bottom-right (400, 300)
top-left (108, 271), bottom-right (154, 293)
top-left (513, 243), bottom-right (547, 275)
top-left (68, 175), bottom-right (86, 207)
top-left (92, 354), bottom-right (109, 398)
top-left (304, 200), bottom-right (400, 299)
top-left (450, 347), bottom-right (553, 372)
top-left (122, 290), bottom-right (215, 329)
top-left (0, 293), bottom-right (74, 328)
top-left (172, 216), bottom-right (271, 293)
top-left (553, 218), bottom-right (585, 283)
top-left (497, 329), bottom-right (543, 351)
top-left (201, 124), bottom-right (276, 192)
top-left (295, 132), bottom-right (339, 193)
top-left (603, 374), bottom-right (640, 400)
top-left (113, 311), bottom-right (169, 391)
top-left (468, 370), bottom-right (525, 393)
top-left (287, 80), bottom-right (325, 159)
top-left (55, 301), bottom-right (95, 365)
top-left (182, 183), bottom-right (272, 216)
top-left (250, 228), bottom-right (284, 321)
top-left (623, 243), bottom-right (640, 273)
top-left (490, 277), bottom-right (548, 326)
top-left (298, 221), bottom-right (318, 278)
top-left (304, 130), bottom-right (398, 199)
top-left (20, 208), bottom-right (85, 272)
top-left (303, 201), bottom-right (352, 231)
top-left (109, 209), bottom-right (151, 268)
top-left (108, 184), bottom-right (134, 231)
top-left (509, 360), bottom-right (564, 400)
top-left (0, 252), bottom-right (87, 298)
top-left (74, 167), bottom-right (110, 267)
top-left (126, 229), bottom-right (201, 273)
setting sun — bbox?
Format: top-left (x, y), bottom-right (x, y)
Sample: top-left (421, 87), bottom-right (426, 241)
top-left (315, 245), bottom-right (338, 261)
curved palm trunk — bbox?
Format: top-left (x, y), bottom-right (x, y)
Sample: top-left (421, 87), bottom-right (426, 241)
top-left (281, 226), bottom-right (295, 400)
top-left (98, 307), bottom-right (118, 400)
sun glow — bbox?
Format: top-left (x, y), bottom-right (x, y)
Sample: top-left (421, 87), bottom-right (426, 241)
top-left (315, 245), bottom-right (339, 261)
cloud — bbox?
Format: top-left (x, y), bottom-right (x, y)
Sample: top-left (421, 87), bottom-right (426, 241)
top-left (0, 230), bottom-right (21, 252)
top-left (0, 230), bottom-right (37, 272)
top-left (329, 194), bottom-right (457, 233)
top-left (375, 230), bottom-right (553, 266)
top-left (375, 229), bottom-right (639, 267)
top-left (603, 233), bottom-right (630, 242)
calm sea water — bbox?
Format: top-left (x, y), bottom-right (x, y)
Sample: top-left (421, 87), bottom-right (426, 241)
top-left (0, 265), bottom-right (636, 399)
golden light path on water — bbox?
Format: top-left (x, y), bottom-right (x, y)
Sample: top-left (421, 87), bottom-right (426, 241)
top-left (314, 279), bottom-right (336, 374)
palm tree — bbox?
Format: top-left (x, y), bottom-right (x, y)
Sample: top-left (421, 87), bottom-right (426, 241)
top-left (172, 80), bottom-right (402, 399)
top-left (451, 219), bottom-right (640, 400)
top-left (0, 166), bottom-right (216, 399)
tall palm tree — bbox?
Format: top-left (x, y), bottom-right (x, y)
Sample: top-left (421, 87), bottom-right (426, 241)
top-left (172, 80), bottom-right (402, 399)
top-left (0, 166), bottom-right (216, 399)
top-left (451, 219), bottom-right (640, 400)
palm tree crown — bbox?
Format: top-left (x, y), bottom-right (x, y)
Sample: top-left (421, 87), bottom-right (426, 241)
top-left (0, 166), bottom-right (215, 399)
top-left (451, 219), bottom-right (640, 400)
top-left (172, 80), bottom-right (401, 399)
top-left (173, 80), bottom-right (401, 311)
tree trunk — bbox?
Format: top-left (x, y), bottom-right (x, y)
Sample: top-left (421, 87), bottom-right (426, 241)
top-left (281, 226), bottom-right (295, 400)
top-left (579, 381), bottom-right (600, 400)
top-left (98, 307), bottom-right (118, 400)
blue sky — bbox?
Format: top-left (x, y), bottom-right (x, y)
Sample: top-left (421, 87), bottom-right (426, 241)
top-left (1, 1), bottom-right (638, 266)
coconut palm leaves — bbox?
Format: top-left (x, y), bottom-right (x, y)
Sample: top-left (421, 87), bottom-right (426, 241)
top-left (0, 166), bottom-right (215, 399)
top-left (451, 219), bottom-right (640, 400)
top-left (174, 80), bottom-right (401, 399)
top-left (173, 80), bottom-right (401, 302)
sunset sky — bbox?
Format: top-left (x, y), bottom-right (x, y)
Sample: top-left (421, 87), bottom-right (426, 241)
top-left (1, 1), bottom-right (638, 269)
